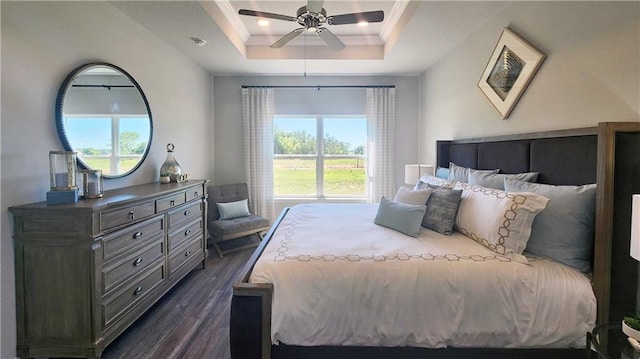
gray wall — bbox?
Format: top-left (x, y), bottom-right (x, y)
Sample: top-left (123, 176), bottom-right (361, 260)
top-left (419, 1), bottom-right (640, 165)
top-left (212, 75), bottom-right (421, 190)
top-left (1, 2), bottom-right (214, 358)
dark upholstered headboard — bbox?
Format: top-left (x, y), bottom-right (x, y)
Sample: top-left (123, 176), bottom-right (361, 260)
top-left (436, 128), bottom-right (598, 186)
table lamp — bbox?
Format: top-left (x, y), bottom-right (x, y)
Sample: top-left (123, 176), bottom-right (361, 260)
top-left (404, 164), bottom-right (434, 185)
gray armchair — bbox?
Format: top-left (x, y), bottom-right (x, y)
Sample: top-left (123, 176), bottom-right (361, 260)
top-left (206, 183), bottom-right (270, 258)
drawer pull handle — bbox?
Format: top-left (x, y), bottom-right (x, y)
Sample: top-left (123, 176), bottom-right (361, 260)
top-left (133, 231), bottom-right (143, 239)
top-left (184, 210), bottom-right (190, 216)
top-left (134, 286), bottom-right (143, 295)
top-left (193, 191), bottom-right (199, 197)
top-left (184, 229), bottom-right (191, 236)
top-left (170, 200), bottom-right (175, 206)
top-left (128, 211), bottom-right (135, 220)
top-left (185, 250), bottom-right (191, 257)
top-left (133, 257), bottom-right (143, 266)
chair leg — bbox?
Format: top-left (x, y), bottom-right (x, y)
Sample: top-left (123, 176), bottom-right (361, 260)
top-left (213, 242), bottom-right (224, 258)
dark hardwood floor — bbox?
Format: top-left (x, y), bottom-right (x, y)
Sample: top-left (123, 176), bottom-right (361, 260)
top-left (101, 242), bottom-right (254, 359)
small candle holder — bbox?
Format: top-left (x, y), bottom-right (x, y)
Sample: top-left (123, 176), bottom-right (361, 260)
top-left (80, 170), bottom-right (104, 199)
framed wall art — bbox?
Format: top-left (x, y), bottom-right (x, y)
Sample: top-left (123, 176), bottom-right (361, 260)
top-left (478, 28), bottom-right (546, 119)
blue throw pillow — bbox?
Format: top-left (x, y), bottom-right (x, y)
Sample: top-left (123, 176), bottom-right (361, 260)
top-left (374, 197), bottom-right (426, 237)
top-left (435, 167), bottom-right (450, 179)
top-left (504, 178), bottom-right (596, 272)
top-left (217, 199), bottom-right (251, 220)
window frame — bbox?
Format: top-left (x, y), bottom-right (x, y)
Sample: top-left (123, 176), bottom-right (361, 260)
top-left (273, 114), bottom-right (367, 200)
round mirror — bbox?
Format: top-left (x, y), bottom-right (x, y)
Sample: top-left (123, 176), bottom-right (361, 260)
top-left (56, 62), bottom-right (153, 178)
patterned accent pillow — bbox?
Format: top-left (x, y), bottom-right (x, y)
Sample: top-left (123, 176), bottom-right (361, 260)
top-left (454, 182), bottom-right (549, 256)
top-left (414, 174), bottom-right (456, 190)
top-left (421, 187), bottom-right (463, 235)
top-left (374, 197), bottom-right (427, 237)
top-left (468, 170), bottom-right (539, 190)
top-left (394, 186), bottom-right (432, 205)
top-left (448, 162), bottom-right (499, 183)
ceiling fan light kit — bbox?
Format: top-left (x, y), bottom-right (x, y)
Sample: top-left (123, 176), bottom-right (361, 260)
top-left (239, 0), bottom-right (384, 51)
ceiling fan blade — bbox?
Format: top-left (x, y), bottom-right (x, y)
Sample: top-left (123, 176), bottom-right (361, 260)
top-left (271, 28), bottom-right (305, 48)
top-left (317, 28), bottom-right (345, 51)
top-left (327, 10), bottom-right (384, 25)
top-left (238, 9), bottom-right (297, 22)
top-left (307, 0), bottom-right (324, 14)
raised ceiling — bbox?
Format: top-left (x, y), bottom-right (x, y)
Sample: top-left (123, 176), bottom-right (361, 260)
top-left (110, 1), bottom-right (509, 76)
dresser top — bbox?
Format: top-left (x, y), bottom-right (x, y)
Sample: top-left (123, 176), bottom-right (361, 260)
top-left (9, 180), bottom-right (208, 213)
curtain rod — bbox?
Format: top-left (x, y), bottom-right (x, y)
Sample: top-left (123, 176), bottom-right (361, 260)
top-left (241, 85), bottom-right (395, 89)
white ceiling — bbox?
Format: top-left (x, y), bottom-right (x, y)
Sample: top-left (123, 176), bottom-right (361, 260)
top-left (110, 1), bottom-right (509, 76)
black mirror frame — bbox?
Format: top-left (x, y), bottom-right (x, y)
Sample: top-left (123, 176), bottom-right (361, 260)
top-left (55, 62), bottom-right (154, 179)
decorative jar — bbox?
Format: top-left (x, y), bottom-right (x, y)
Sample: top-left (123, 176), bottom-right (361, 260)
top-left (159, 143), bottom-right (182, 183)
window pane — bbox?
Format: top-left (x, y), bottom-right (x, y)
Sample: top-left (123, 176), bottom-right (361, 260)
top-left (64, 117), bottom-right (112, 155)
top-left (323, 117), bottom-right (367, 197)
top-left (323, 157), bottom-right (367, 196)
top-left (323, 118), bottom-right (366, 155)
top-left (274, 157), bottom-right (316, 196)
top-left (274, 117), bottom-right (317, 155)
top-left (119, 117), bottom-right (150, 155)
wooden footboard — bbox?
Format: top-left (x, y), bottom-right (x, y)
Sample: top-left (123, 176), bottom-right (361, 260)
top-left (230, 208), bottom-right (288, 359)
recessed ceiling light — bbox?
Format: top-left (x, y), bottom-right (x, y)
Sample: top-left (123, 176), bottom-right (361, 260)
top-left (358, 21), bottom-right (369, 27)
top-left (190, 37), bottom-right (207, 47)
top-left (258, 19), bottom-right (269, 26)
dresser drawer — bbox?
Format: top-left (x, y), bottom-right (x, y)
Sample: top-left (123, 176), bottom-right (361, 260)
top-left (168, 219), bottom-right (202, 252)
top-left (169, 238), bottom-right (203, 276)
top-left (102, 264), bottom-right (165, 327)
top-left (101, 201), bottom-right (155, 231)
top-left (155, 192), bottom-right (186, 212)
top-left (167, 201), bottom-right (202, 230)
top-left (184, 184), bottom-right (205, 203)
top-left (103, 216), bottom-right (164, 261)
top-left (102, 239), bottom-right (164, 294)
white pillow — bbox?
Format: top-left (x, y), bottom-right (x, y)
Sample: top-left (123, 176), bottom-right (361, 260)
top-left (217, 199), bottom-right (251, 220)
top-left (394, 186), bottom-right (432, 205)
top-left (454, 182), bottom-right (549, 256)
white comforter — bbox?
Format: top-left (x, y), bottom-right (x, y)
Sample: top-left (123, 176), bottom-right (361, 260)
top-left (249, 203), bottom-right (596, 349)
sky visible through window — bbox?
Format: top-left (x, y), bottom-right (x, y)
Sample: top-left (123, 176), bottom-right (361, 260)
top-left (65, 116), bottom-right (150, 149)
top-left (275, 116), bottom-right (366, 152)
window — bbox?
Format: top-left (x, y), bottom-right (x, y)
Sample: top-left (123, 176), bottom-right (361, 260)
top-left (274, 115), bottom-right (367, 198)
top-left (63, 115), bottom-right (150, 175)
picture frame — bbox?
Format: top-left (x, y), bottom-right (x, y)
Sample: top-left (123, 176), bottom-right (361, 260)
top-left (478, 28), bottom-right (546, 119)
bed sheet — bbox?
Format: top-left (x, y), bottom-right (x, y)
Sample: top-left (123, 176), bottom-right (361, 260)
top-left (249, 203), bottom-right (596, 348)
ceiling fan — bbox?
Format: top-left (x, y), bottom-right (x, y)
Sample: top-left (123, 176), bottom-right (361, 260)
top-left (238, 0), bottom-right (384, 51)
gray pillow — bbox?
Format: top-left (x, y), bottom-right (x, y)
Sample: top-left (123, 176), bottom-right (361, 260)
top-left (217, 199), bottom-right (251, 220)
top-left (504, 178), bottom-right (597, 272)
top-left (448, 162), bottom-right (499, 183)
top-left (374, 197), bottom-right (426, 237)
top-left (422, 188), bottom-right (463, 235)
top-left (468, 170), bottom-right (539, 190)
top-left (394, 186), bottom-right (432, 205)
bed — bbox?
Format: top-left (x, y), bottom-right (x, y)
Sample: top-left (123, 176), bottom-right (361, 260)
top-left (230, 122), bottom-right (640, 359)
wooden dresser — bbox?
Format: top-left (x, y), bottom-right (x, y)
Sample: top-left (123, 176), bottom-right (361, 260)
top-left (9, 180), bottom-right (208, 359)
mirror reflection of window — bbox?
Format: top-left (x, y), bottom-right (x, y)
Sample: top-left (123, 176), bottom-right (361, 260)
top-left (57, 63), bottom-right (153, 178)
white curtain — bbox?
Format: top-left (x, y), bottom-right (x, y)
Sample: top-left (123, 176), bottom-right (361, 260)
top-left (366, 87), bottom-right (396, 203)
top-left (242, 87), bottom-right (276, 221)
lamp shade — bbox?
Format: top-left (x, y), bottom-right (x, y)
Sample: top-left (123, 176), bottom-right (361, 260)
top-left (632, 194), bottom-right (640, 261)
top-left (404, 164), bottom-right (434, 185)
